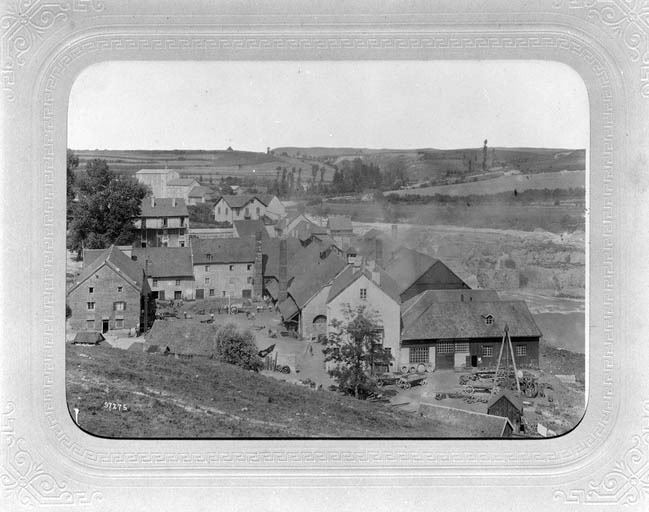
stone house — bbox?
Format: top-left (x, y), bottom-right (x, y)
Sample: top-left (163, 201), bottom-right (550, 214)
top-left (133, 197), bottom-right (189, 248)
top-left (213, 195), bottom-right (266, 223)
top-left (131, 247), bottom-right (195, 301)
top-left (67, 245), bottom-right (153, 334)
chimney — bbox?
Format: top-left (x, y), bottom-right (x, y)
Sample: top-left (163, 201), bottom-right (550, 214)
top-left (375, 238), bottom-right (384, 268)
top-left (278, 238), bottom-right (288, 303)
top-left (172, 197), bottom-right (176, 207)
top-left (391, 224), bottom-right (398, 238)
top-left (254, 230), bottom-right (263, 299)
top-left (151, 197), bottom-right (155, 208)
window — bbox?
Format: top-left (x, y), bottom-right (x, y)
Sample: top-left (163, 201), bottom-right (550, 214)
top-left (225, 208), bottom-right (229, 215)
top-left (162, 218), bottom-right (168, 227)
top-left (482, 345), bottom-right (493, 357)
top-left (217, 207), bottom-right (221, 215)
top-left (222, 291), bottom-right (227, 297)
top-left (256, 207), bottom-right (260, 216)
top-left (516, 345), bottom-right (527, 357)
top-left (115, 319), bottom-right (124, 329)
top-left (247, 264), bottom-right (252, 271)
top-left (117, 286), bottom-right (122, 293)
top-left (483, 314), bottom-right (494, 325)
top-left (455, 342), bottom-right (469, 353)
top-left (206, 253), bottom-right (213, 260)
top-left (86, 320), bottom-right (94, 329)
top-left (247, 277), bottom-right (253, 284)
top-left (87, 302), bottom-right (95, 311)
top-left (152, 279), bottom-right (158, 287)
top-left (204, 277), bottom-right (210, 285)
top-left (229, 265), bottom-right (234, 271)
top-left (114, 302), bottom-right (125, 311)
top-left (205, 265), bottom-right (210, 272)
top-left (245, 207), bottom-right (250, 217)
top-left (175, 279), bottom-right (181, 286)
top-left (409, 346), bottom-right (429, 364)
top-left (209, 289), bottom-right (215, 296)
top-left (437, 342), bottom-right (454, 354)
top-left (360, 288), bottom-right (367, 300)
top-left (88, 287), bottom-right (94, 294)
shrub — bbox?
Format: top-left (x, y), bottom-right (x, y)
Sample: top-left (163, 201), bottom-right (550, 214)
top-left (214, 324), bottom-right (263, 372)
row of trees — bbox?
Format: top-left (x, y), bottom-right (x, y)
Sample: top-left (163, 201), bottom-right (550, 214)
top-left (66, 151), bottom-right (149, 257)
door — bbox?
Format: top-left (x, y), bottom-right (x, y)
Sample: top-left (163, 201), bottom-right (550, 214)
top-left (242, 289), bottom-right (252, 299)
top-left (436, 341), bottom-right (455, 369)
top-left (174, 291), bottom-right (182, 300)
top-left (102, 320), bottom-right (109, 333)
top-left (158, 290), bottom-right (165, 300)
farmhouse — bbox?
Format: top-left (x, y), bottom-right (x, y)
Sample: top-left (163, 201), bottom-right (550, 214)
top-left (399, 296), bottom-right (541, 371)
top-left (326, 264), bottom-right (402, 372)
top-left (384, 247), bottom-right (469, 302)
top-left (135, 169), bottom-right (180, 198)
top-left (257, 194), bottom-right (286, 220)
top-left (213, 195), bottom-right (266, 223)
top-left (191, 237), bottom-right (257, 300)
top-left (67, 245), bottom-right (154, 334)
top-left (131, 247), bottom-right (195, 301)
top-left (187, 185), bottom-right (216, 205)
top-left (133, 197), bottom-right (189, 248)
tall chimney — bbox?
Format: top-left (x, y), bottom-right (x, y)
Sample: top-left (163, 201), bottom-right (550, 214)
top-left (254, 230), bottom-right (263, 299)
top-left (375, 238), bottom-right (384, 268)
top-left (151, 197), bottom-right (155, 208)
top-left (172, 197), bottom-right (176, 207)
top-left (391, 224), bottom-right (398, 239)
top-left (278, 238), bottom-right (288, 303)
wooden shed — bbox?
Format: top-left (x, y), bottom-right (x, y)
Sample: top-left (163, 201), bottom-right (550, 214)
top-left (487, 390), bottom-right (525, 433)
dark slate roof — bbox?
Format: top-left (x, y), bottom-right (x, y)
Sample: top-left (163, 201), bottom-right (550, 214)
top-left (401, 300), bottom-right (542, 341)
top-left (286, 255), bottom-right (348, 308)
top-left (167, 178), bottom-right (198, 186)
top-left (312, 234), bottom-right (339, 249)
top-left (487, 390), bottom-right (525, 412)
top-left (401, 289), bottom-right (501, 327)
top-left (234, 220), bottom-right (270, 240)
top-left (215, 194), bottom-right (261, 209)
top-left (131, 247), bottom-right (194, 278)
top-left (188, 186), bottom-right (215, 197)
top-left (326, 265), bottom-right (401, 304)
top-left (82, 248), bottom-right (107, 267)
top-left (69, 245), bottom-right (148, 294)
top-left (261, 237), bottom-right (311, 278)
top-left (191, 237), bottom-right (256, 265)
top-left (278, 296), bottom-right (299, 320)
top-left (327, 215), bottom-right (353, 232)
top-left (384, 247), bottom-right (438, 293)
top-left (418, 403), bottom-right (513, 437)
top-left (72, 331), bottom-right (105, 344)
top-left (139, 197), bottom-right (188, 217)
top-left (256, 194), bottom-right (275, 206)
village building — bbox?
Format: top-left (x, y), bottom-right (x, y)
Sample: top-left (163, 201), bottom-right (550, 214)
top-left (326, 215), bottom-right (354, 249)
top-left (487, 390), bottom-right (525, 434)
top-left (186, 185), bottom-right (217, 205)
top-left (135, 169), bottom-right (180, 198)
top-left (399, 295), bottom-right (541, 372)
top-left (166, 178), bottom-right (201, 202)
top-left (384, 247), bottom-right (470, 302)
top-left (213, 195), bottom-right (267, 223)
top-left (326, 264), bottom-right (402, 373)
top-left (67, 245), bottom-right (154, 334)
top-left (133, 197), bottom-right (189, 248)
top-left (276, 255), bottom-right (348, 340)
top-left (257, 194), bottom-right (286, 221)
top-left (233, 219), bottom-right (275, 240)
top-left (131, 247), bottom-right (195, 301)
top-left (191, 237), bottom-right (257, 299)
top-left (419, 403), bottom-right (514, 437)
top-left (274, 213), bottom-right (315, 238)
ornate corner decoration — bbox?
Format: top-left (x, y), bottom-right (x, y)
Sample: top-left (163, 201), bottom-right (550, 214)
top-left (0, 0), bottom-right (104, 101)
top-left (1, 402), bottom-right (102, 507)
top-left (554, 0), bottom-right (649, 97)
top-left (555, 400), bottom-right (649, 506)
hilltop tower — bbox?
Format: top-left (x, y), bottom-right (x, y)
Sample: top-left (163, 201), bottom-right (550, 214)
top-left (482, 139), bottom-right (488, 172)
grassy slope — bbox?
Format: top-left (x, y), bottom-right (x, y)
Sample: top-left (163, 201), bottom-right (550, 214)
top-left (66, 344), bottom-right (454, 438)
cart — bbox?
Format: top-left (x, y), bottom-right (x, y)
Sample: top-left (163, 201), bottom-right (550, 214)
top-left (397, 373), bottom-right (428, 390)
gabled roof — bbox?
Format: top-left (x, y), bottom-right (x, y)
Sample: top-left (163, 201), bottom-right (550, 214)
top-left (145, 319), bottom-right (219, 357)
top-left (261, 237), bottom-right (311, 278)
top-left (191, 237), bottom-right (256, 265)
top-left (139, 197), bottom-right (188, 217)
top-left (286, 255), bottom-right (347, 309)
top-left (167, 178), bottom-right (198, 187)
top-left (418, 403), bottom-right (514, 437)
top-left (72, 331), bottom-right (105, 344)
top-left (401, 300), bottom-right (542, 341)
top-left (131, 247), bottom-right (194, 278)
top-left (188, 186), bottom-right (215, 197)
top-left (384, 247), bottom-right (438, 292)
top-left (68, 245), bottom-right (148, 295)
top-left (278, 296), bottom-right (299, 320)
top-left (233, 220), bottom-right (270, 240)
top-left (327, 215), bottom-right (353, 232)
top-left (401, 289), bottom-right (500, 326)
top-left (326, 265), bottom-right (401, 304)
top-left (487, 390), bottom-right (525, 412)
top-left (215, 194), bottom-right (262, 209)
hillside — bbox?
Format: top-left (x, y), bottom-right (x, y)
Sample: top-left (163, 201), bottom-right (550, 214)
top-left (66, 344), bottom-right (456, 438)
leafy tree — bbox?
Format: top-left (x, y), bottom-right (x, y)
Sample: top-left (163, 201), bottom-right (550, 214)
top-left (66, 150), bottom-right (79, 225)
top-left (215, 324), bottom-right (263, 371)
top-left (322, 304), bottom-right (391, 399)
top-left (67, 159), bottom-right (148, 257)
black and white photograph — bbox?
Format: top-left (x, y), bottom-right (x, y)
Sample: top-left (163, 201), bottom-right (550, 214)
top-left (65, 60), bottom-right (587, 438)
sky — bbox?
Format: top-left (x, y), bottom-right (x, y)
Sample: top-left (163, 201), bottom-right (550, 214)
top-left (68, 60), bottom-right (589, 152)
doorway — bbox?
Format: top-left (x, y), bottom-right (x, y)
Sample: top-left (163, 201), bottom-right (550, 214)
top-left (102, 320), bottom-right (109, 333)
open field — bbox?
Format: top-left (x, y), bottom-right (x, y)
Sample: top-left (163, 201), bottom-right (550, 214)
top-left (388, 170), bottom-right (585, 197)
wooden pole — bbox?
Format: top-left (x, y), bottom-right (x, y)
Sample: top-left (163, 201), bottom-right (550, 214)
top-left (492, 328), bottom-right (507, 395)
top-left (506, 326), bottom-right (521, 394)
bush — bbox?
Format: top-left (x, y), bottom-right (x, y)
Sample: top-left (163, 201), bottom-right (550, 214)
top-left (214, 324), bottom-right (263, 372)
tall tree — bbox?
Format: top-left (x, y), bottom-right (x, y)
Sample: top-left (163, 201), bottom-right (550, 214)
top-left (67, 159), bottom-right (148, 257)
top-left (322, 304), bottom-right (391, 399)
top-left (66, 150), bottom-right (79, 225)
